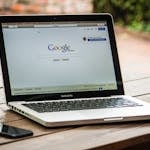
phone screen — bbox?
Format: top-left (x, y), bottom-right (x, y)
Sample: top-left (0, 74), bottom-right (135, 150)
top-left (0, 123), bottom-right (33, 138)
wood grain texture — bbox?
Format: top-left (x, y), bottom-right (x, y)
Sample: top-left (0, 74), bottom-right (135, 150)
top-left (124, 78), bottom-right (150, 96)
top-left (137, 94), bottom-right (150, 103)
top-left (0, 104), bottom-right (71, 145)
top-left (0, 88), bottom-right (5, 104)
top-left (115, 26), bottom-right (150, 82)
top-left (0, 123), bottom-right (150, 150)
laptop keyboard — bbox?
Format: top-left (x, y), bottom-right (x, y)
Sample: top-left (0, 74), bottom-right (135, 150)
top-left (22, 97), bottom-right (143, 113)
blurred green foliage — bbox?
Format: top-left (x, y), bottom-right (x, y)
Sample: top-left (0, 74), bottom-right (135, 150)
top-left (93, 0), bottom-right (150, 32)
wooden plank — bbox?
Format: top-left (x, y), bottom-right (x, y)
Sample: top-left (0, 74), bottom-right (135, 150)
top-left (0, 104), bottom-right (24, 123)
top-left (0, 123), bottom-right (149, 150)
top-left (0, 96), bottom-right (149, 148)
top-left (0, 94), bottom-right (149, 148)
top-left (136, 94), bottom-right (150, 103)
top-left (0, 104), bottom-right (72, 145)
top-left (124, 78), bottom-right (150, 96)
top-left (0, 118), bottom-right (71, 145)
top-left (0, 88), bottom-right (5, 104)
top-left (115, 26), bottom-right (150, 82)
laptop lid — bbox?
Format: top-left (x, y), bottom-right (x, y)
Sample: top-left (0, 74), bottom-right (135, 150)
top-left (0, 14), bottom-right (124, 103)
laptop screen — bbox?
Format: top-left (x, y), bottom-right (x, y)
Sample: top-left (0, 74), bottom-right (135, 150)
top-left (2, 21), bottom-right (117, 96)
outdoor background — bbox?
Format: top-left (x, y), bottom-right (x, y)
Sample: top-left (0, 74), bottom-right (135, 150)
top-left (0, 0), bottom-right (149, 33)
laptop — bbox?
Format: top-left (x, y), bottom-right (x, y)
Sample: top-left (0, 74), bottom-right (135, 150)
top-left (0, 14), bottom-right (150, 127)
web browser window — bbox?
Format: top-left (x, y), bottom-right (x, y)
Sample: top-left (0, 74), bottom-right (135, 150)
top-left (2, 21), bottom-right (117, 95)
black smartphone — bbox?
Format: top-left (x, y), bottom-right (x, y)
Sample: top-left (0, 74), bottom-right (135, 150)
top-left (0, 123), bottom-right (33, 138)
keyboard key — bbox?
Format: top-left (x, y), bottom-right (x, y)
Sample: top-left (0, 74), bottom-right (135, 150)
top-left (23, 98), bottom-right (143, 113)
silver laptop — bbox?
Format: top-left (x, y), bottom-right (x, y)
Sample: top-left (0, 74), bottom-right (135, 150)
top-left (0, 14), bottom-right (150, 127)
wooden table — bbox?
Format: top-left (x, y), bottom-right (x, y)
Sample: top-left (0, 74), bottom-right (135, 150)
top-left (0, 28), bottom-right (150, 150)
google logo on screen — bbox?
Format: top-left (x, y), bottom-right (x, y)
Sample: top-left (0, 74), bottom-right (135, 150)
top-left (48, 44), bottom-right (74, 53)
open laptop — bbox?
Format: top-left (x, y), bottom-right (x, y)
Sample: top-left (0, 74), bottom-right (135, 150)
top-left (0, 14), bottom-right (150, 127)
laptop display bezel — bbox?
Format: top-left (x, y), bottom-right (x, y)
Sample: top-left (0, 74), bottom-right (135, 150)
top-left (0, 14), bottom-right (124, 102)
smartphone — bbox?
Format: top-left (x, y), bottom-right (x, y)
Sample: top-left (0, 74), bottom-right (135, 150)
top-left (0, 123), bottom-right (33, 138)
